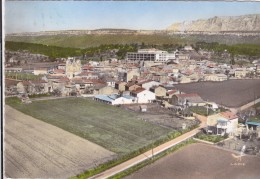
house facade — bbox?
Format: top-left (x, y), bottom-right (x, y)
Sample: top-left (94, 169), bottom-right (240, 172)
top-left (115, 82), bottom-right (127, 91)
top-left (130, 88), bottom-right (156, 103)
top-left (206, 111), bottom-right (238, 136)
top-left (170, 93), bottom-right (204, 106)
top-left (150, 86), bottom-right (167, 98)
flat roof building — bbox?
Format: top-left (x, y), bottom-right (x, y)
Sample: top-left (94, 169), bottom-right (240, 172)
top-left (127, 48), bottom-right (176, 63)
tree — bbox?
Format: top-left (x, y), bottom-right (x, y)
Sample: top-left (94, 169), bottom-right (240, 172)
top-left (230, 54), bottom-right (235, 65)
top-left (51, 89), bottom-right (61, 97)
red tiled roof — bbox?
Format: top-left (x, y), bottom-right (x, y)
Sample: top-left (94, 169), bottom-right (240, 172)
top-left (167, 90), bottom-right (178, 95)
top-left (58, 77), bottom-right (70, 82)
top-left (131, 88), bottom-right (146, 94)
top-left (220, 111), bottom-right (238, 120)
top-left (82, 65), bottom-right (93, 70)
top-left (90, 79), bottom-right (106, 85)
top-left (30, 80), bottom-right (47, 84)
top-left (47, 75), bottom-right (65, 79)
top-left (137, 80), bottom-right (152, 85)
top-left (125, 82), bottom-right (137, 87)
top-left (53, 69), bottom-right (65, 74)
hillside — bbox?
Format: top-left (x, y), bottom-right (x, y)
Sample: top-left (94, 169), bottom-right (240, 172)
top-left (167, 14), bottom-right (260, 32)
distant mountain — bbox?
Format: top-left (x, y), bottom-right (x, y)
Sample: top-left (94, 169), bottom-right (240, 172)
top-left (166, 14), bottom-right (260, 32)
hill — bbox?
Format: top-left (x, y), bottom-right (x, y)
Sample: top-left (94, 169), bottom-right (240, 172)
top-left (167, 14), bottom-right (260, 32)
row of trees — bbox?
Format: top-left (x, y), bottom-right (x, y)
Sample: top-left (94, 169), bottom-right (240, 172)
top-left (6, 41), bottom-right (260, 61)
top-left (195, 42), bottom-right (260, 57)
top-left (5, 41), bottom-right (139, 60)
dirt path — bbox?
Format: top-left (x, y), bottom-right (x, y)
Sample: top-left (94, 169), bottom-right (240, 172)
top-left (90, 119), bottom-right (206, 179)
top-left (4, 105), bottom-right (116, 178)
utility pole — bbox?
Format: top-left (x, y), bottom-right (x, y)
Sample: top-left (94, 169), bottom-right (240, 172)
top-left (206, 99), bottom-right (209, 116)
top-left (152, 127), bottom-right (154, 161)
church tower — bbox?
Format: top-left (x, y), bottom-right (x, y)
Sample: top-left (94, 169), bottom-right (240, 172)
top-left (65, 57), bottom-right (82, 79)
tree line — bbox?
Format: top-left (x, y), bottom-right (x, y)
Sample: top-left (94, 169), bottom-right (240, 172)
top-left (6, 41), bottom-right (260, 61)
top-left (5, 41), bottom-right (138, 60)
top-left (195, 42), bottom-right (260, 57)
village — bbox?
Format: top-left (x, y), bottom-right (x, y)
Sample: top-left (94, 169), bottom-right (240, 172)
top-left (4, 45), bottom-right (260, 142)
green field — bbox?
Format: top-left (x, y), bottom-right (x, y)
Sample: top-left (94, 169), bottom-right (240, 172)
top-left (5, 72), bottom-right (43, 80)
top-left (5, 97), bottom-right (172, 155)
top-left (6, 34), bottom-right (260, 49)
top-left (6, 34), bottom-right (192, 49)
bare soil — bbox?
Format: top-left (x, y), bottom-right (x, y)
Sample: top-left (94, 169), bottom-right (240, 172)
top-left (4, 105), bottom-right (116, 178)
top-left (175, 79), bottom-right (260, 108)
top-left (126, 143), bottom-right (260, 179)
top-left (123, 104), bottom-right (199, 130)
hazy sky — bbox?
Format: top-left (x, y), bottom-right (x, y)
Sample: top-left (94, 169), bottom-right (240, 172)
top-left (4, 1), bottom-right (260, 34)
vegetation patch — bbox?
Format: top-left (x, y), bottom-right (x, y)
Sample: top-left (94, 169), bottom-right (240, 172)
top-left (196, 42), bottom-right (260, 57)
top-left (190, 106), bottom-right (215, 116)
top-left (5, 72), bottom-right (43, 80)
top-left (28, 93), bottom-right (51, 98)
top-left (195, 132), bottom-right (227, 143)
top-left (248, 116), bottom-right (260, 123)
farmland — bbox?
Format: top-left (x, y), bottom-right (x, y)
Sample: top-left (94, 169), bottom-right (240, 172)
top-left (175, 79), bottom-right (260, 108)
top-left (126, 143), bottom-right (260, 179)
top-left (6, 33), bottom-right (260, 49)
top-left (4, 106), bottom-right (115, 178)
top-left (5, 97), bottom-right (173, 155)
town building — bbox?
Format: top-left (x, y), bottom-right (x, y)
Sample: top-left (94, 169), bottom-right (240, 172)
top-left (235, 68), bottom-right (248, 78)
top-left (130, 88), bottom-right (156, 103)
top-left (65, 58), bottom-right (82, 79)
top-left (94, 94), bottom-right (134, 105)
top-left (207, 111), bottom-right (238, 136)
top-left (126, 49), bottom-right (176, 63)
top-left (170, 93), bottom-right (205, 106)
top-left (204, 74), bottom-right (228, 81)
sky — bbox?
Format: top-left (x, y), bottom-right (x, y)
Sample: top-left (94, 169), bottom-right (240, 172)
top-left (4, 1), bottom-right (260, 34)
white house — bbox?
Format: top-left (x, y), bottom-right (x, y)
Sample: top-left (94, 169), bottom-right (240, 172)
top-left (218, 111), bottom-right (238, 136)
top-left (130, 88), bottom-right (156, 103)
top-left (207, 111), bottom-right (238, 136)
top-left (138, 80), bottom-right (161, 90)
top-left (93, 94), bottom-right (134, 105)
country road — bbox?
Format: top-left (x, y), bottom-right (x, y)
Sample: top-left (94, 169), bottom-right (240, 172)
top-left (90, 115), bottom-right (206, 179)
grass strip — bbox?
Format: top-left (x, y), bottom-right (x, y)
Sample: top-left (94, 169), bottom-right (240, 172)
top-left (28, 93), bottom-right (51, 98)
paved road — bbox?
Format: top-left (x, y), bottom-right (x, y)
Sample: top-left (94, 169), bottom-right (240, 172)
top-left (90, 117), bottom-right (206, 179)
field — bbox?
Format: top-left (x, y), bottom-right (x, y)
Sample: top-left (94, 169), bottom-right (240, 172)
top-left (6, 34), bottom-right (260, 49)
top-left (175, 79), bottom-right (260, 108)
top-left (126, 143), bottom-right (260, 179)
top-left (5, 97), bottom-right (172, 155)
top-left (4, 105), bottom-right (115, 178)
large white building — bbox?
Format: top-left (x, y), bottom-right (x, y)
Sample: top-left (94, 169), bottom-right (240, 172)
top-left (127, 49), bottom-right (176, 63)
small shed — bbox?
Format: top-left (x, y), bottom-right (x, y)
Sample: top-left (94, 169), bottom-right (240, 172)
top-left (139, 105), bottom-right (147, 112)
